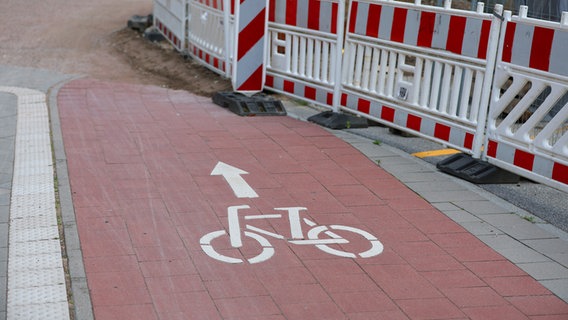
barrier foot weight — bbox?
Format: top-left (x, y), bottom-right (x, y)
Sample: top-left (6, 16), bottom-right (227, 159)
top-left (437, 153), bottom-right (520, 184)
top-left (128, 14), bottom-right (153, 33)
top-left (212, 92), bottom-right (287, 117)
top-left (307, 111), bottom-right (368, 130)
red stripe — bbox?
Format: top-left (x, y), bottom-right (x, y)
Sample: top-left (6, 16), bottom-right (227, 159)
top-left (487, 140), bottom-right (498, 158)
top-left (265, 75), bottom-right (274, 87)
top-left (381, 106), bottom-right (395, 122)
top-left (417, 11), bottom-right (436, 48)
top-left (514, 149), bottom-right (535, 171)
top-left (366, 4), bottom-right (382, 38)
top-left (268, 0), bottom-right (275, 22)
top-left (529, 26), bottom-right (554, 72)
top-left (434, 123), bottom-right (451, 141)
top-left (284, 80), bottom-right (295, 93)
top-left (286, 0), bottom-right (298, 25)
top-left (305, 86), bottom-right (316, 100)
top-left (406, 114), bottom-right (422, 131)
top-left (446, 15), bottom-right (466, 54)
top-left (391, 8), bottom-right (408, 43)
top-left (477, 20), bottom-right (491, 59)
top-left (341, 93), bottom-right (348, 106)
top-left (349, 1), bottom-right (359, 34)
top-left (552, 162), bottom-right (568, 184)
top-left (502, 22), bottom-right (516, 63)
top-left (358, 99), bottom-right (370, 114)
top-left (307, 0), bottom-right (320, 31)
top-left (237, 8), bottom-right (266, 61)
top-left (464, 133), bottom-right (474, 150)
top-left (331, 3), bottom-right (338, 34)
top-left (327, 93), bottom-right (333, 106)
top-left (237, 65), bottom-right (264, 91)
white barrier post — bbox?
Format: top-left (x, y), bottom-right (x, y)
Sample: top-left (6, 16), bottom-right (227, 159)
top-left (331, 0), bottom-right (346, 113)
top-left (474, 4), bottom-right (504, 159)
top-left (223, 0), bottom-right (232, 78)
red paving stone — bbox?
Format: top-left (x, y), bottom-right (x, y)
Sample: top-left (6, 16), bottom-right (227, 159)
top-left (57, 78), bottom-right (568, 319)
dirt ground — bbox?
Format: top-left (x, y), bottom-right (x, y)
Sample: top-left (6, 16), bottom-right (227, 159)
top-left (108, 27), bottom-right (232, 96)
top-left (0, 0), bottom-right (231, 97)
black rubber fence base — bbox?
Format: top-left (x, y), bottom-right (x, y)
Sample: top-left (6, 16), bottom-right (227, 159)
top-left (212, 92), bottom-right (287, 116)
top-left (307, 111), bottom-right (368, 130)
top-left (437, 153), bottom-right (520, 184)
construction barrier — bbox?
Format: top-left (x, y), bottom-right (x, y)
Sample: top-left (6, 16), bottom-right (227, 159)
top-left (153, 0), bottom-right (188, 51)
top-left (232, 0), bottom-right (268, 92)
top-left (341, 0), bottom-right (502, 156)
top-left (187, 0), bottom-right (234, 76)
top-left (153, 0), bottom-right (568, 192)
top-left (485, 6), bottom-right (568, 192)
top-left (265, 0), bottom-right (345, 111)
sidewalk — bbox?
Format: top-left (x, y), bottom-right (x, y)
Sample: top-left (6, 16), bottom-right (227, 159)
top-left (3, 73), bottom-right (568, 319)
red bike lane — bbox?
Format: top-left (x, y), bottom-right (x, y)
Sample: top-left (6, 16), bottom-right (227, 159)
top-left (57, 78), bottom-right (568, 319)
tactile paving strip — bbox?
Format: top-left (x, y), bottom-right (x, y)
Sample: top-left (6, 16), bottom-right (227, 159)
top-left (0, 87), bottom-right (70, 320)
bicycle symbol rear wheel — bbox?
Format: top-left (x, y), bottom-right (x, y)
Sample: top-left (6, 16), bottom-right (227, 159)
top-left (200, 230), bottom-right (274, 264)
top-left (307, 225), bottom-right (384, 258)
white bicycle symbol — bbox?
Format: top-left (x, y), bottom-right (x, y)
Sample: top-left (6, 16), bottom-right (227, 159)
top-left (200, 205), bottom-right (384, 264)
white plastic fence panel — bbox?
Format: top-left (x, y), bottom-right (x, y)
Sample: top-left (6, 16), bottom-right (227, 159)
top-left (341, 0), bottom-right (502, 155)
top-left (154, 0), bottom-right (188, 51)
top-left (485, 7), bottom-right (568, 192)
top-left (187, 0), bottom-right (234, 76)
top-left (265, 0), bottom-right (344, 110)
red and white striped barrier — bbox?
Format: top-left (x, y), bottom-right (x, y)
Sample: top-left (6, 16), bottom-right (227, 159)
top-left (186, 0), bottom-right (234, 76)
top-left (502, 10), bottom-right (568, 77)
top-left (265, 0), bottom-right (344, 110)
top-left (153, 0), bottom-right (187, 51)
top-left (341, 0), bottom-right (502, 155)
top-left (231, 0), bottom-right (268, 93)
top-left (485, 7), bottom-right (568, 192)
top-left (348, 1), bottom-right (492, 60)
top-left (268, 0), bottom-right (339, 34)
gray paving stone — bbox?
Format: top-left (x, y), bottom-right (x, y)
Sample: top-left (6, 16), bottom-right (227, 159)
top-left (498, 223), bottom-right (558, 240)
top-left (517, 262), bottom-right (568, 280)
top-left (548, 253), bottom-right (568, 267)
top-left (478, 234), bottom-right (526, 250)
top-left (442, 209), bottom-right (483, 223)
top-left (0, 193), bottom-right (9, 206)
top-left (393, 171), bottom-right (453, 183)
top-left (0, 247), bottom-right (6, 261)
top-left (0, 224), bottom-right (6, 243)
top-left (432, 202), bottom-right (462, 211)
top-left (460, 221), bottom-right (503, 236)
top-left (406, 180), bottom-right (468, 192)
top-left (452, 200), bottom-right (513, 215)
top-left (495, 247), bottom-right (552, 264)
top-left (380, 162), bottom-right (434, 173)
top-left (523, 238), bottom-right (568, 255)
top-left (0, 206), bottom-right (8, 224)
top-left (481, 213), bottom-right (533, 227)
top-left (352, 143), bottom-right (399, 158)
top-left (0, 276), bottom-right (6, 312)
top-left (420, 190), bottom-right (486, 203)
top-left (540, 279), bottom-right (568, 302)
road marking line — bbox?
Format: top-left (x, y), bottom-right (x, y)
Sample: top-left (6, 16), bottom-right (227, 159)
top-left (412, 148), bottom-right (461, 158)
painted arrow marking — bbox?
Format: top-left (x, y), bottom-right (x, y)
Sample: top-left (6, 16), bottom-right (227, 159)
top-left (211, 161), bottom-right (259, 198)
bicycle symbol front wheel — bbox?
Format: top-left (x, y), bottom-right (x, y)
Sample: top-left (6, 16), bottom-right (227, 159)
top-left (200, 230), bottom-right (274, 264)
top-left (307, 225), bottom-right (384, 258)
